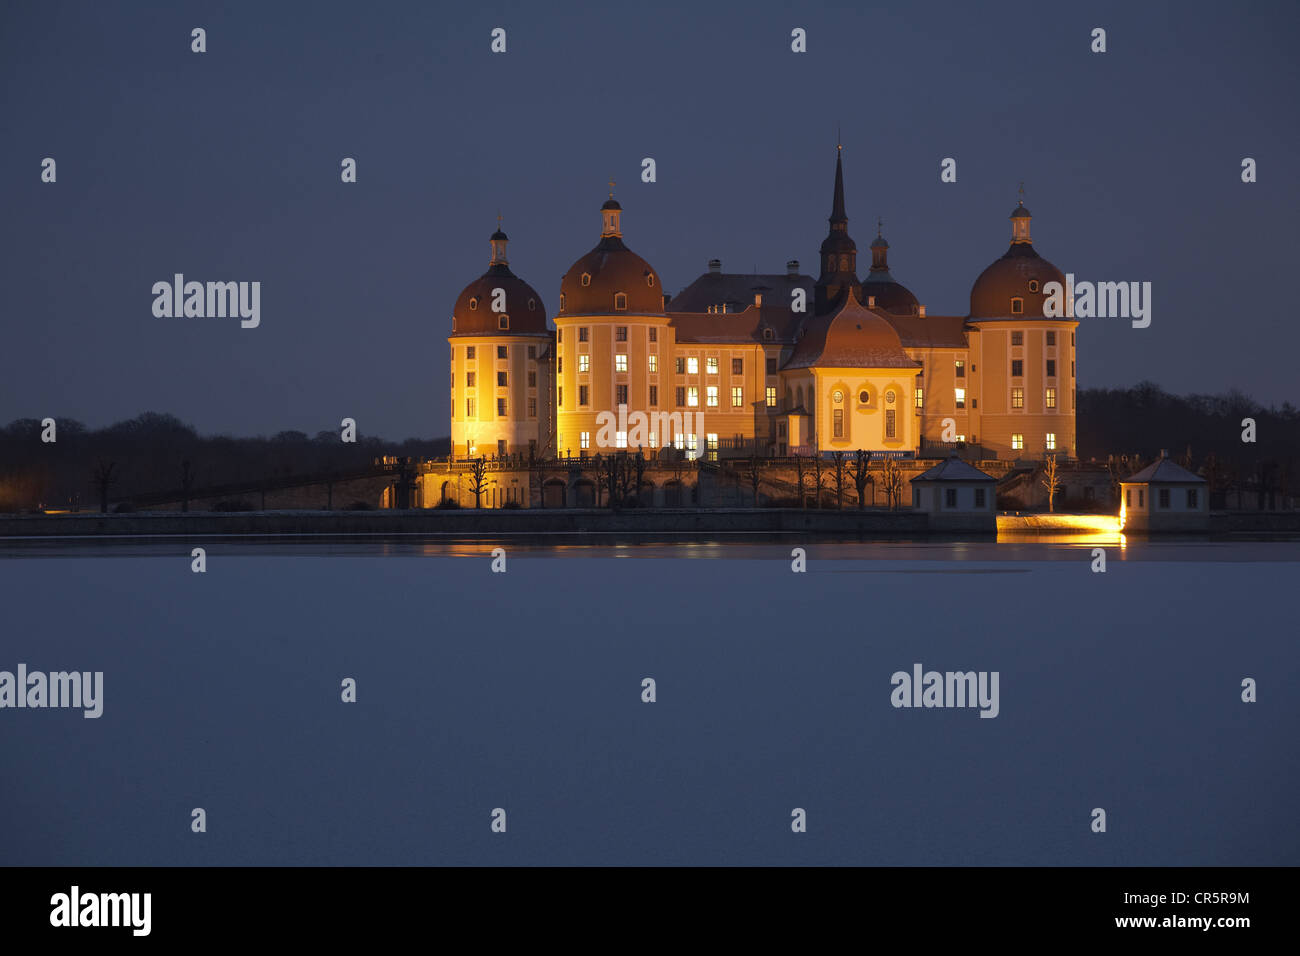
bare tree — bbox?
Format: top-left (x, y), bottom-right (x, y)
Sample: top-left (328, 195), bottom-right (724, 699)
top-left (810, 452), bottom-right (825, 509)
top-left (831, 451), bottom-right (846, 510)
top-left (794, 453), bottom-right (807, 509)
top-left (743, 454), bottom-right (764, 507)
top-left (881, 458), bottom-right (903, 511)
top-left (92, 459), bottom-right (117, 513)
top-left (1041, 454), bottom-right (1061, 513)
top-left (467, 457), bottom-right (490, 508)
top-left (850, 449), bottom-right (872, 510)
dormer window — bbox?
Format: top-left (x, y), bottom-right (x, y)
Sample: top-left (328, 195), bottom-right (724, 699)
top-left (559, 293), bottom-right (566, 310)
top-left (614, 293), bottom-right (627, 311)
top-left (581, 273), bottom-right (591, 287)
top-left (1011, 297), bottom-right (1024, 315)
top-left (762, 328), bottom-right (774, 342)
top-left (469, 297), bottom-right (478, 310)
top-left (1028, 280), bottom-right (1039, 293)
top-left (498, 315), bottom-right (509, 330)
top-left (646, 273), bottom-right (655, 287)
top-left (528, 298), bottom-right (536, 311)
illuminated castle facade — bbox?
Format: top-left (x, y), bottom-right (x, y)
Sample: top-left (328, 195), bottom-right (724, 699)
top-left (449, 151), bottom-right (1077, 462)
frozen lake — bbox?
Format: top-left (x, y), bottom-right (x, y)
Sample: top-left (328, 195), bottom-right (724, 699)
top-left (2, 537), bottom-right (1297, 865)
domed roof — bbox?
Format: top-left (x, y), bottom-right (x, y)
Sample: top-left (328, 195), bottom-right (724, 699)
top-left (785, 289), bottom-right (919, 370)
top-left (969, 202), bottom-right (1064, 319)
top-left (451, 229), bottom-right (547, 336)
top-left (861, 276), bottom-right (920, 315)
top-left (559, 199), bottom-right (663, 315)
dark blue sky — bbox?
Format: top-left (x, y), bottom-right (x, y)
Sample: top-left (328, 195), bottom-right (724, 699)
top-left (3, 0), bottom-right (1297, 439)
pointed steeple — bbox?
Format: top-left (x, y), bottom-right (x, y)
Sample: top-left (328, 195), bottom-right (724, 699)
top-left (830, 144), bottom-right (847, 226)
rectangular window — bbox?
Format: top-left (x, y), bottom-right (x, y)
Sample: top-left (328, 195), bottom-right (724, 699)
top-left (954, 387), bottom-right (966, 409)
top-left (466, 398), bottom-right (476, 417)
top-left (974, 488), bottom-right (986, 508)
top-left (466, 372), bottom-right (476, 388)
top-left (616, 326), bottom-right (628, 341)
top-left (579, 327), bottom-right (589, 342)
top-left (686, 434), bottom-right (698, 455)
top-left (580, 432), bottom-right (590, 449)
top-left (1045, 387), bottom-right (1057, 409)
top-left (676, 357), bottom-right (686, 374)
top-left (466, 346), bottom-right (476, 360)
top-left (1126, 488), bottom-right (1132, 507)
top-left (579, 385), bottom-right (589, 406)
top-left (648, 430), bottom-right (658, 447)
top-left (675, 386), bottom-right (685, 407)
top-left (766, 386), bottom-right (777, 407)
top-left (1046, 359), bottom-right (1056, 377)
top-left (766, 357), bottom-right (777, 375)
top-left (648, 328), bottom-right (657, 342)
top-left (497, 346), bottom-right (507, 359)
top-left (731, 386), bottom-right (743, 407)
top-left (615, 354), bottom-right (628, 373)
top-left (1187, 489), bottom-right (1198, 509)
top-left (615, 431), bottom-right (628, 449)
top-left (649, 385), bottom-right (658, 406)
top-left (706, 357), bottom-right (719, 374)
top-left (915, 387), bottom-right (924, 409)
top-left (1011, 331), bottom-right (1023, 346)
top-left (497, 398), bottom-right (507, 416)
top-left (1011, 359), bottom-right (1023, 377)
top-left (497, 371), bottom-right (508, 387)
top-left (885, 409), bottom-right (896, 439)
top-left (1011, 433), bottom-right (1024, 450)
top-left (579, 354), bottom-right (590, 373)
top-left (528, 345), bottom-right (536, 359)
top-left (1159, 488), bottom-right (1170, 509)
top-left (706, 386), bottom-right (718, 407)
top-left (955, 360), bottom-right (965, 379)
top-left (557, 357), bottom-right (563, 374)
top-left (527, 397), bottom-right (537, 417)
top-left (451, 372), bottom-right (455, 387)
top-left (687, 357), bottom-right (699, 374)
top-left (648, 354), bottom-right (657, 373)
top-left (616, 384), bottom-right (628, 405)
top-left (1011, 387), bottom-right (1024, 408)
top-left (1046, 331), bottom-right (1056, 346)
top-left (557, 387), bottom-right (562, 408)
top-left (706, 433), bottom-right (719, 462)
top-left (1046, 433), bottom-right (1056, 451)
top-left (527, 370), bottom-right (536, 388)
top-left (688, 387), bottom-right (699, 407)
top-left (833, 409), bottom-right (844, 438)
top-left (1139, 489), bottom-right (1145, 507)
top-left (732, 358), bottom-right (743, 375)
top-left (945, 488), bottom-right (958, 508)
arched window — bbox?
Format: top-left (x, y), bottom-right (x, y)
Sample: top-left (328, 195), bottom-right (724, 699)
top-left (646, 274), bottom-right (655, 287)
top-left (498, 315), bottom-right (509, 330)
top-left (614, 293), bottom-right (627, 311)
top-left (581, 273), bottom-right (591, 287)
top-left (528, 298), bottom-right (536, 311)
top-left (559, 293), bottom-right (566, 310)
top-left (1028, 280), bottom-right (1039, 293)
top-left (1011, 297), bottom-right (1024, 315)
top-left (762, 328), bottom-right (774, 341)
top-left (469, 297), bottom-right (478, 311)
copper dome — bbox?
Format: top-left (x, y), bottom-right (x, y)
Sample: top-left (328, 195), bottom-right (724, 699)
top-left (968, 244), bottom-right (1065, 319)
top-left (785, 290), bottom-right (919, 369)
top-left (560, 197), bottom-right (664, 318)
top-left (451, 264), bottom-right (548, 337)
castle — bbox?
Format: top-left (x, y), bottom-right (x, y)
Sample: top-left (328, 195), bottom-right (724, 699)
top-left (448, 150), bottom-right (1077, 464)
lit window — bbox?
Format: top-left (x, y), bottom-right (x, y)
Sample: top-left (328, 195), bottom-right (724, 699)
top-left (615, 293), bottom-right (627, 310)
top-left (674, 433), bottom-right (685, 450)
top-left (706, 434), bottom-right (719, 461)
top-left (648, 354), bottom-right (657, 372)
top-left (1011, 433), bottom-right (1024, 450)
top-left (580, 432), bottom-right (590, 449)
top-left (687, 357), bottom-right (699, 374)
top-left (1011, 331), bottom-right (1023, 346)
top-left (615, 354), bottom-right (628, 373)
top-left (955, 387), bottom-right (966, 409)
top-left (1046, 433), bottom-right (1057, 451)
top-left (766, 386), bottom-right (777, 407)
top-left (707, 357), bottom-right (719, 374)
top-left (648, 430), bottom-right (658, 447)
top-left (687, 434), bottom-right (698, 455)
top-left (1046, 387), bottom-right (1057, 409)
top-left (833, 390), bottom-right (843, 403)
top-left (731, 386), bottom-right (743, 407)
top-left (688, 387), bottom-right (699, 407)
top-left (1011, 297), bottom-right (1023, 315)
top-left (581, 273), bottom-right (591, 286)
top-left (1012, 387), bottom-right (1024, 408)
top-left (915, 387), bottom-right (924, 409)
top-left (579, 355), bottom-right (590, 373)
top-left (616, 431), bottom-right (628, 449)
top-left (706, 386), bottom-right (719, 407)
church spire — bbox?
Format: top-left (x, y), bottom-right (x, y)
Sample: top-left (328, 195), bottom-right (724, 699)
top-left (830, 144), bottom-right (847, 226)
top-left (815, 145), bottom-right (859, 314)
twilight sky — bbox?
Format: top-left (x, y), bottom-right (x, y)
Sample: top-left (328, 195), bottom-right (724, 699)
top-left (2, 0), bottom-right (1297, 439)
